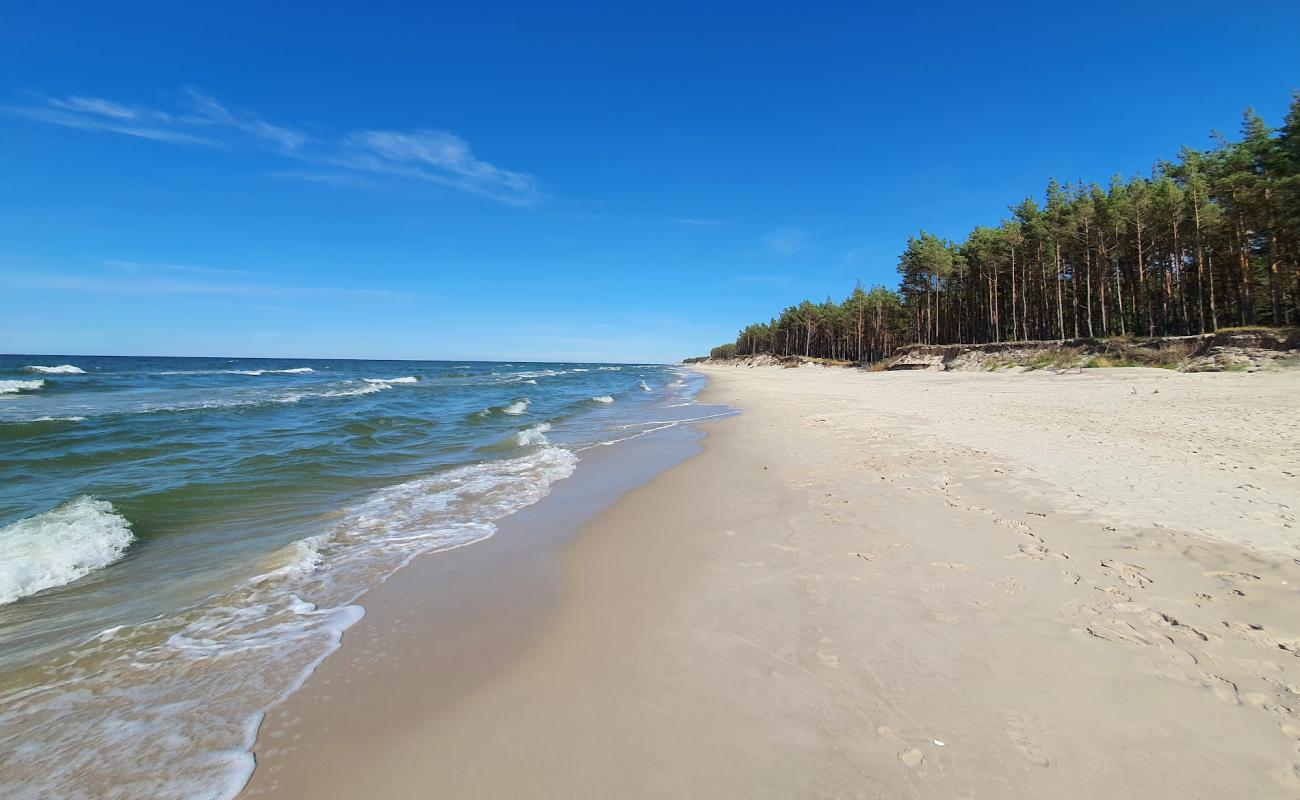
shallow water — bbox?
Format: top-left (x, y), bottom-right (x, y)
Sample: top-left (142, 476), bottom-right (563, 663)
top-left (0, 355), bottom-right (727, 799)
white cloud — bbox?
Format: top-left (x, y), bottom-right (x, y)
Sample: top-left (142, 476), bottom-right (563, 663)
top-left (179, 88), bottom-right (308, 150)
top-left (6, 105), bottom-right (221, 146)
top-left (342, 129), bottom-right (540, 205)
top-left (49, 96), bottom-right (138, 119)
top-left (7, 89), bottom-right (538, 205)
top-left (668, 217), bottom-right (725, 226)
top-left (1, 268), bottom-right (414, 301)
top-left (105, 258), bottom-right (255, 277)
top-left (761, 227), bottom-right (809, 256)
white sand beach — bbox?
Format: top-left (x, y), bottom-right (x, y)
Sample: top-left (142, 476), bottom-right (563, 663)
top-left (247, 365), bottom-right (1300, 798)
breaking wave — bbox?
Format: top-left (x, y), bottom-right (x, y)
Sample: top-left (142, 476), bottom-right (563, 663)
top-left (0, 380), bottom-right (45, 395)
top-left (0, 497), bottom-right (134, 605)
top-left (0, 447), bottom-right (579, 799)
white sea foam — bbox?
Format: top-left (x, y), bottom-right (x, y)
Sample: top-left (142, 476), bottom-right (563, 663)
top-left (23, 365), bottom-right (85, 375)
top-left (570, 368), bottom-right (589, 372)
top-left (318, 383), bottom-right (387, 399)
top-left (592, 395), bottom-right (614, 404)
top-left (638, 380), bottom-right (652, 391)
top-left (502, 398), bottom-right (531, 415)
top-left (158, 367), bottom-right (315, 376)
top-left (0, 497), bottom-right (134, 605)
top-left (597, 366), bottom-right (622, 371)
top-left (0, 446), bottom-right (579, 800)
top-left (514, 422), bottom-right (552, 446)
top-left (0, 379), bottom-right (45, 394)
top-left (30, 416), bottom-right (88, 423)
top-left (362, 376), bottom-right (418, 384)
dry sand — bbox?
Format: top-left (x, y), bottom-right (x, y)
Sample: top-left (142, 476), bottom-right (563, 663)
top-left (247, 365), bottom-right (1300, 798)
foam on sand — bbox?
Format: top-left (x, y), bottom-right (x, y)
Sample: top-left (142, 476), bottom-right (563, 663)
top-left (0, 497), bottom-right (135, 605)
top-left (0, 446), bottom-right (579, 800)
top-left (0, 379), bottom-right (45, 394)
top-left (23, 365), bottom-right (85, 375)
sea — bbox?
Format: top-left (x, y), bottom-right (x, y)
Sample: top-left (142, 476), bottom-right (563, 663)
top-left (0, 355), bottom-right (731, 799)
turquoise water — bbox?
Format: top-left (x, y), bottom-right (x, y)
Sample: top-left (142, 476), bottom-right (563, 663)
top-left (0, 355), bottom-right (727, 799)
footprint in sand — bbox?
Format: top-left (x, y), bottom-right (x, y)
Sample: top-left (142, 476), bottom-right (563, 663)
top-left (991, 576), bottom-right (1024, 595)
top-left (1203, 570), bottom-right (1261, 584)
top-left (1085, 618), bottom-right (1152, 647)
top-left (1199, 672), bottom-right (1241, 705)
top-left (897, 748), bottom-right (925, 768)
top-left (1099, 560), bottom-right (1153, 589)
top-left (1005, 714), bottom-right (1050, 766)
top-left (996, 517), bottom-right (1038, 538)
top-left (815, 638), bottom-right (840, 668)
top-left (931, 561), bottom-right (972, 572)
top-left (1007, 542), bottom-right (1050, 560)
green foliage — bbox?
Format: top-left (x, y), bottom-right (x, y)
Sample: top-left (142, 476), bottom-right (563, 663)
top-left (721, 92), bottom-right (1300, 362)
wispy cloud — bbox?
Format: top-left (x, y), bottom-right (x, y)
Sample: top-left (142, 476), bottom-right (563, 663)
top-left (337, 129), bottom-right (540, 205)
top-left (49, 95), bottom-right (138, 119)
top-left (175, 88), bottom-right (307, 151)
top-left (668, 217), bottom-right (726, 226)
top-left (761, 227), bottom-right (809, 257)
top-left (7, 89), bottom-right (539, 205)
top-left (6, 104), bottom-right (221, 147)
top-left (105, 258), bottom-right (256, 277)
top-left (2, 268), bottom-right (415, 301)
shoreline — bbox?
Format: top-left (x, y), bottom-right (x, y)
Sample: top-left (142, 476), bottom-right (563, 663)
top-left (248, 365), bottom-right (1300, 798)
top-left (244, 405), bottom-right (724, 796)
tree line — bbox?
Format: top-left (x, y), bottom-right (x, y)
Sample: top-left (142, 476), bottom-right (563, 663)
top-left (712, 94), bottom-right (1299, 362)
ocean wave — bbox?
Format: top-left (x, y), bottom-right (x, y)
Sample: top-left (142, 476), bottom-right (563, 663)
top-left (591, 395), bottom-right (614, 404)
top-left (0, 446), bottom-right (578, 800)
top-left (472, 397), bottom-right (531, 419)
top-left (0, 379), bottom-right (45, 394)
top-left (514, 422), bottom-right (552, 446)
top-left (23, 365), bottom-right (85, 375)
top-left (315, 383), bottom-right (388, 399)
top-left (638, 380), bottom-right (652, 391)
top-left (597, 366), bottom-right (622, 371)
top-left (511, 369), bottom-right (564, 379)
top-left (362, 376), bottom-right (418, 384)
top-left (0, 497), bottom-right (134, 605)
top-left (157, 367), bottom-right (315, 376)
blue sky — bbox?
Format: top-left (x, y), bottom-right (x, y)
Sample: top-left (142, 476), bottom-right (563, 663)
top-left (2, 1), bottom-right (1296, 362)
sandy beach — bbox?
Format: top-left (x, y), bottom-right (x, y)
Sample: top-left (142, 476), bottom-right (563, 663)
top-left (247, 365), bottom-right (1300, 798)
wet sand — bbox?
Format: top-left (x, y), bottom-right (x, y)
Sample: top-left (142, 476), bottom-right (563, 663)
top-left (247, 365), bottom-right (1300, 798)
